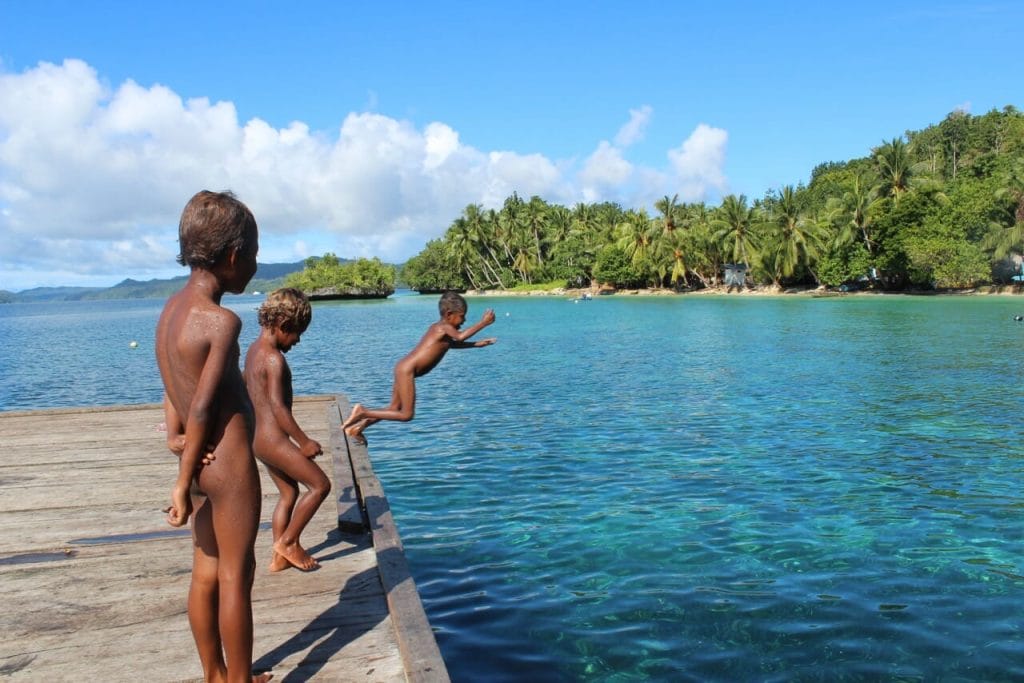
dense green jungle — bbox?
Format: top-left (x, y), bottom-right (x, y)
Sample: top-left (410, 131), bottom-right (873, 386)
top-left (403, 106), bottom-right (1024, 293)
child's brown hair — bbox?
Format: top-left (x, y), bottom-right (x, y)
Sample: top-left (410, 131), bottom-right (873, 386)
top-left (258, 287), bottom-right (312, 333)
top-left (439, 291), bottom-right (467, 316)
top-left (177, 190), bottom-right (258, 268)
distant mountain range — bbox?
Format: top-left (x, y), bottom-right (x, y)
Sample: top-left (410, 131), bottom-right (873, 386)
top-left (0, 261), bottom-right (307, 303)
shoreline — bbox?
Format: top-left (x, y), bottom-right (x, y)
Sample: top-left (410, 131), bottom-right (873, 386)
top-left (464, 284), bottom-right (1024, 298)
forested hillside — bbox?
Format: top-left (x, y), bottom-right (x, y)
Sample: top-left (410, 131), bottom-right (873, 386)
top-left (2, 261), bottom-right (306, 302)
top-left (403, 106), bottom-right (1024, 292)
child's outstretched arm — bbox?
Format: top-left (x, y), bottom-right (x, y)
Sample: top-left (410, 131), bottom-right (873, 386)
top-left (448, 309), bottom-right (495, 348)
top-left (263, 353), bottom-right (322, 458)
top-left (450, 336), bottom-right (497, 349)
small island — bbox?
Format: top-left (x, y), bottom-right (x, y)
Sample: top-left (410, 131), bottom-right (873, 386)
top-left (286, 254), bottom-right (395, 300)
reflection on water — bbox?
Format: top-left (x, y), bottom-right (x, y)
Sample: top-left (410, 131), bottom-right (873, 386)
top-left (3, 294), bottom-right (1023, 680)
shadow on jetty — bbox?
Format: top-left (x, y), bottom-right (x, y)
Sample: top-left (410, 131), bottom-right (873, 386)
top-left (253, 534), bottom-right (397, 682)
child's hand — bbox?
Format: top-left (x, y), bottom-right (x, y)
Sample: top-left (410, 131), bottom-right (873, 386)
top-left (165, 484), bottom-right (193, 527)
top-left (300, 439), bottom-right (323, 459)
top-left (167, 434), bottom-right (186, 455)
top-left (168, 436), bottom-right (216, 467)
top-left (481, 309), bottom-right (496, 325)
top-left (477, 337), bottom-right (497, 347)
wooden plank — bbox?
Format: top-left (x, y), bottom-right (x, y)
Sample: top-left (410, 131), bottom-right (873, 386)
top-left (0, 399), bottom-right (408, 682)
top-left (327, 398), bottom-right (368, 533)
top-left (337, 395), bottom-right (451, 683)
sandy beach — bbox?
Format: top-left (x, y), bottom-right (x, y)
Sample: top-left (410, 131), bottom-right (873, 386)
top-left (464, 284), bottom-right (1024, 298)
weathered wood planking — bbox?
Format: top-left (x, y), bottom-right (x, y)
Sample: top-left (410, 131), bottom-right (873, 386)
top-left (336, 396), bottom-right (451, 683)
top-left (0, 397), bottom-right (427, 682)
top-left (328, 399), bottom-right (369, 534)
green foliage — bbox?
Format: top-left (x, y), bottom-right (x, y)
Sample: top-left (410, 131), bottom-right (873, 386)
top-left (508, 279), bottom-right (568, 291)
top-left (402, 239), bottom-right (467, 292)
top-left (398, 105), bottom-right (1024, 292)
top-left (904, 236), bottom-right (989, 288)
top-left (285, 254), bottom-right (395, 294)
top-left (593, 245), bottom-right (644, 287)
top-left (816, 244), bottom-right (873, 287)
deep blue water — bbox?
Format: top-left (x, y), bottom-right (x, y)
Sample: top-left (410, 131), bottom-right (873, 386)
top-left (2, 293), bottom-right (1023, 681)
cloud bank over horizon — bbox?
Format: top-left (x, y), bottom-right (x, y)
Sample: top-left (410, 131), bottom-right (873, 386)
top-left (0, 59), bottom-right (729, 289)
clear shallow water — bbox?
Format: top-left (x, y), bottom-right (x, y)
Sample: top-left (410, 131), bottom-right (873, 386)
top-left (2, 294), bottom-right (1023, 681)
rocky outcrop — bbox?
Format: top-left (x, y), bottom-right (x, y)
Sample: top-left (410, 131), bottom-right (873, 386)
top-left (307, 286), bottom-right (394, 301)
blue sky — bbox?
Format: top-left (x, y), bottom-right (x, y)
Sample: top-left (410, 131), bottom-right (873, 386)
top-left (1, 1), bottom-right (1021, 289)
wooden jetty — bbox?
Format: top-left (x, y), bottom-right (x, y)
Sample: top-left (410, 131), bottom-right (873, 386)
top-left (0, 395), bottom-right (449, 682)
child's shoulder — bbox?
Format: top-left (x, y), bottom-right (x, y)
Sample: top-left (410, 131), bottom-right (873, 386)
top-left (203, 302), bottom-right (242, 330)
top-left (428, 319), bottom-right (457, 336)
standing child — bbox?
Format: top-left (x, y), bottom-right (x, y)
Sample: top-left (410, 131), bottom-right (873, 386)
top-left (155, 190), bottom-right (270, 683)
top-left (244, 288), bottom-right (331, 572)
top-left (343, 291), bottom-right (497, 442)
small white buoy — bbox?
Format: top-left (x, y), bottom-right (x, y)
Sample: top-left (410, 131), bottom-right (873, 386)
top-left (129, 340), bottom-right (139, 349)
top-left (505, 312), bottom-right (510, 316)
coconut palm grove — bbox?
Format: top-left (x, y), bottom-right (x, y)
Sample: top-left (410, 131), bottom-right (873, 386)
top-left (397, 106), bottom-right (1024, 294)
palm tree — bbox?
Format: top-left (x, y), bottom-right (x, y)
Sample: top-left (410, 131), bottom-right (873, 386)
top-left (446, 217), bottom-right (482, 290)
top-left (874, 137), bottom-right (914, 204)
top-left (984, 158), bottom-right (1024, 260)
top-left (996, 157), bottom-right (1024, 226)
top-left (654, 194), bottom-right (681, 233)
top-left (615, 209), bottom-right (656, 284)
top-left (546, 205), bottom-right (573, 246)
top-left (682, 202), bottom-right (717, 287)
top-left (711, 194), bottom-right (761, 270)
top-left (827, 172), bottom-right (883, 256)
top-left (464, 204), bottom-right (507, 289)
top-left (524, 196), bottom-right (548, 268)
top-left (762, 185), bottom-right (826, 285)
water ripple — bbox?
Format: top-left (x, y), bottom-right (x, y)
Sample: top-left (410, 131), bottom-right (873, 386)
top-left (4, 295), bottom-right (1024, 681)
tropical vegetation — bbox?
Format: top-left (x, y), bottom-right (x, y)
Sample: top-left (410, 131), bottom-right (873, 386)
top-left (285, 254), bottom-right (395, 297)
top-left (403, 106), bottom-right (1024, 292)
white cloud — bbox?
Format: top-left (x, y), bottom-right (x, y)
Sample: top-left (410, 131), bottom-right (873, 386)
top-left (0, 59), bottom-right (730, 289)
top-left (579, 141), bottom-right (633, 203)
top-left (614, 105), bottom-right (652, 148)
top-left (667, 123), bottom-right (729, 201)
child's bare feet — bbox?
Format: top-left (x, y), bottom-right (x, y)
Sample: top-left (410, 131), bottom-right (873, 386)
top-left (268, 552), bottom-right (291, 572)
top-left (344, 424), bottom-right (367, 445)
top-left (273, 539), bottom-right (320, 571)
top-left (342, 404), bottom-right (366, 428)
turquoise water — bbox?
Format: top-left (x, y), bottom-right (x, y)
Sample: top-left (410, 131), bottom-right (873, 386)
top-left (2, 294), bottom-right (1023, 681)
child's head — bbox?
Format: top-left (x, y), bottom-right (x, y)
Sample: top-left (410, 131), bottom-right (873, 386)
top-left (258, 288), bottom-right (312, 333)
top-left (438, 291), bottom-right (468, 317)
top-left (177, 190), bottom-right (258, 269)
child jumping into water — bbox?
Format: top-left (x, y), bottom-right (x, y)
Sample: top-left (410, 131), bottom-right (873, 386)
top-left (244, 288), bottom-right (331, 572)
top-left (343, 291), bottom-right (496, 442)
top-left (155, 190), bottom-right (270, 682)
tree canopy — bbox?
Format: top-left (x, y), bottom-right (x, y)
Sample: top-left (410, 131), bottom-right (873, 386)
top-left (402, 106), bottom-right (1024, 292)
top-left (285, 254), bottom-right (395, 297)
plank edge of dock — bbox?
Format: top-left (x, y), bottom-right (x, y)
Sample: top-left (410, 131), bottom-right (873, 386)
top-left (331, 394), bottom-right (451, 683)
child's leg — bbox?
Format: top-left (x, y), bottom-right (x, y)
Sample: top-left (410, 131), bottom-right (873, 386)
top-left (345, 369), bottom-right (416, 435)
top-left (260, 441), bottom-right (331, 571)
top-left (189, 497), bottom-right (228, 681)
top-left (198, 436), bottom-right (262, 682)
top-left (264, 463), bottom-right (298, 572)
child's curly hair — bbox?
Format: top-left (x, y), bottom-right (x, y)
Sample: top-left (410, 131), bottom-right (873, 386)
top-left (258, 288), bottom-right (312, 332)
